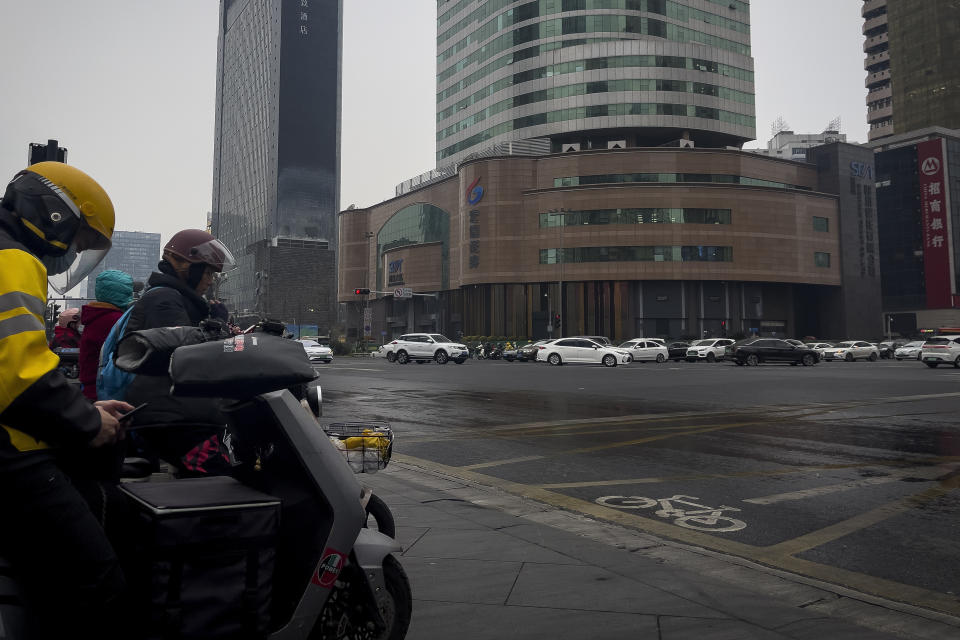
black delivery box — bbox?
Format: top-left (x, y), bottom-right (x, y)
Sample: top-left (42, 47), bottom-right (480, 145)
top-left (121, 477), bottom-right (281, 640)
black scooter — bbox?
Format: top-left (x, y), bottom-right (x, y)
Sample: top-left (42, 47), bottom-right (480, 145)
top-left (1, 326), bottom-right (411, 639)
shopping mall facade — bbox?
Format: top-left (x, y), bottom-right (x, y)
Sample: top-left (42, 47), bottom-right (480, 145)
top-left (338, 2), bottom-right (881, 342)
top-left (338, 144), bottom-right (882, 342)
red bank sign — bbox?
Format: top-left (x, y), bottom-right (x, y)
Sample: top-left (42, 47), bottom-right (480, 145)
top-left (917, 139), bottom-right (955, 309)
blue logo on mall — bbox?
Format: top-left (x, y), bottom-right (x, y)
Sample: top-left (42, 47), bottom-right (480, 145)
top-left (466, 177), bottom-right (484, 205)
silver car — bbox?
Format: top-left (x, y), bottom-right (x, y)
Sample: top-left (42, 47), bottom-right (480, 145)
top-left (894, 341), bottom-right (924, 360)
top-left (298, 339), bottom-right (333, 363)
top-left (820, 341), bottom-right (879, 362)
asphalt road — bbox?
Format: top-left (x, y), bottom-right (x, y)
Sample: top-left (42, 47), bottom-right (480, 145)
top-left (315, 355), bottom-right (960, 618)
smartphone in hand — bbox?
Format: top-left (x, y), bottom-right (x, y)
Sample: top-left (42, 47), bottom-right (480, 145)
top-left (119, 403), bottom-right (148, 423)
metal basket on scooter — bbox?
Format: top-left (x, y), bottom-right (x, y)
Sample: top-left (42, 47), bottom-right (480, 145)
top-left (323, 422), bottom-right (393, 473)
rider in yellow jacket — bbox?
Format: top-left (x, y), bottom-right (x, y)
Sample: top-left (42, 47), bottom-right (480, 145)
top-left (0, 161), bottom-right (132, 638)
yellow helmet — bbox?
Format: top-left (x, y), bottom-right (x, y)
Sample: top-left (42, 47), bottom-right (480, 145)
top-left (2, 161), bottom-right (115, 294)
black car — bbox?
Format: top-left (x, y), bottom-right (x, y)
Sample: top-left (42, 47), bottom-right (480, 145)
top-left (730, 338), bottom-right (818, 366)
top-left (517, 340), bottom-right (549, 361)
top-left (877, 341), bottom-right (905, 359)
top-left (667, 342), bottom-right (690, 361)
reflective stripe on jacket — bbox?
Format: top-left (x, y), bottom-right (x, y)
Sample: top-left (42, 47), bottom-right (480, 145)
top-left (0, 218), bottom-right (101, 466)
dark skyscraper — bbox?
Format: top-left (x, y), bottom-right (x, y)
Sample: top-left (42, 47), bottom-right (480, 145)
top-left (85, 230), bottom-right (162, 299)
top-left (863, 0), bottom-right (960, 142)
top-left (212, 0), bottom-right (341, 328)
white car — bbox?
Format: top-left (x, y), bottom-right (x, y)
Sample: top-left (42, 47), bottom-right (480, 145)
top-left (894, 341), bottom-right (924, 360)
top-left (920, 335), bottom-right (960, 368)
top-left (805, 343), bottom-right (834, 360)
top-left (820, 341), bottom-right (879, 362)
top-left (618, 339), bottom-right (669, 363)
top-left (384, 333), bottom-right (469, 365)
top-left (298, 339), bottom-right (333, 363)
top-left (685, 338), bottom-right (735, 362)
top-left (536, 338), bottom-right (632, 367)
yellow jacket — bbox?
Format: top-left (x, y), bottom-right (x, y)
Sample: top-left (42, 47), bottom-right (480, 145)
top-left (0, 217), bottom-right (101, 469)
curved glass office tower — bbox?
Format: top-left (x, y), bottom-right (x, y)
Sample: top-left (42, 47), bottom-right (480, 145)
top-left (436, 0), bottom-right (755, 165)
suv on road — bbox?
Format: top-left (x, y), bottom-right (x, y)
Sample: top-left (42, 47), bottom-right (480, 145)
top-left (920, 335), bottom-right (960, 368)
top-left (384, 333), bottom-right (469, 365)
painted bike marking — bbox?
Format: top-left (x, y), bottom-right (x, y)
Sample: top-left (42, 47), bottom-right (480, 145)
top-left (596, 494), bottom-right (746, 532)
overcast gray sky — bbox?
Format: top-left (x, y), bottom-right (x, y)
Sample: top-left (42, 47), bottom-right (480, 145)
top-left (0, 1), bottom-right (866, 251)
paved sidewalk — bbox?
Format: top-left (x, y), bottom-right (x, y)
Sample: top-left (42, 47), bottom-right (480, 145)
top-left (363, 462), bottom-right (960, 640)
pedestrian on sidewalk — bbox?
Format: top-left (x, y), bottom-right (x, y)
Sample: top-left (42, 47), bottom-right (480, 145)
top-left (78, 270), bottom-right (133, 401)
top-left (49, 307), bottom-right (81, 349)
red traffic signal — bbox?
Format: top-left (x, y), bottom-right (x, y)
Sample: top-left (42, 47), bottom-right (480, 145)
top-left (354, 288), bottom-right (370, 295)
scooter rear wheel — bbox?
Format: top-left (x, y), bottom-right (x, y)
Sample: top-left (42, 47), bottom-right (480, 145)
top-left (364, 494), bottom-right (396, 539)
top-left (312, 555), bottom-right (412, 640)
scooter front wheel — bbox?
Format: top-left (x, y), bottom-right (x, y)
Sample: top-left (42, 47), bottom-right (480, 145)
top-left (364, 493), bottom-right (396, 539)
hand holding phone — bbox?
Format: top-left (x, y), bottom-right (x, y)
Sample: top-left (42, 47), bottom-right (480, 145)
top-left (119, 402), bottom-right (148, 423)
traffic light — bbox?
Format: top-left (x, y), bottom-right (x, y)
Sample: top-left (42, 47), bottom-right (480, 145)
top-left (554, 313), bottom-right (561, 328)
top-left (354, 288), bottom-right (370, 295)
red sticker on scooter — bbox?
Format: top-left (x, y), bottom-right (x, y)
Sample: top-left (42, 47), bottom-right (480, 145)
top-left (311, 548), bottom-right (346, 588)
top-left (234, 335), bottom-right (245, 352)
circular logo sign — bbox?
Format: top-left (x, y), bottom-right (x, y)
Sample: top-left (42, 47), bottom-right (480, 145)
top-left (921, 157), bottom-right (941, 176)
top-left (466, 177), bottom-right (484, 205)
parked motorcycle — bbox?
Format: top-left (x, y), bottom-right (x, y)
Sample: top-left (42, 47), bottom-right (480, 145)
top-left (0, 324), bottom-right (411, 640)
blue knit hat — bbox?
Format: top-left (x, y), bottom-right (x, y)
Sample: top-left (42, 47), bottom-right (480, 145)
top-left (95, 270), bottom-right (134, 308)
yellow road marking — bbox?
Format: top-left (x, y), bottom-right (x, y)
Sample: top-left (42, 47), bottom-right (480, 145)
top-left (743, 463), bottom-right (960, 505)
top-left (394, 452), bottom-right (960, 616)
top-left (766, 473), bottom-right (960, 557)
top-left (538, 463), bottom-right (889, 489)
top-left (538, 458), bottom-right (960, 489)
top-left (462, 455), bottom-right (545, 470)
top-left (459, 420), bottom-right (762, 470)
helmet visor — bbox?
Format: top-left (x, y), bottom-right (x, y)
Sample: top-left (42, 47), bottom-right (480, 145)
top-left (190, 238), bottom-right (237, 272)
top-left (47, 245), bottom-right (110, 295)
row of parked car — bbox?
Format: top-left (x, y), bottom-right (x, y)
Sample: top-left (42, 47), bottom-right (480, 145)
top-left (370, 333), bottom-right (960, 368)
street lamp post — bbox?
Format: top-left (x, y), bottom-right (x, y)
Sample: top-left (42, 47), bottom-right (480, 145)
top-left (549, 208), bottom-right (568, 337)
top-left (364, 231), bottom-right (375, 347)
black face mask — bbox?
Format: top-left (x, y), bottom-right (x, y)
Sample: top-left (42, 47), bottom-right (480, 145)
top-left (187, 262), bottom-right (208, 290)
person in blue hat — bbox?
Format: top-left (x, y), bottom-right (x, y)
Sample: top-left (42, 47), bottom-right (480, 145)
top-left (79, 270), bottom-right (133, 400)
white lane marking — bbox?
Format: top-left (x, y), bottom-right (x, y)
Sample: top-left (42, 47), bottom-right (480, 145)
top-left (743, 463), bottom-right (960, 505)
top-left (330, 367), bottom-right (383, 372)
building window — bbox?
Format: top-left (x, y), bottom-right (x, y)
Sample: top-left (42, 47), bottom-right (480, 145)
top-left (813, 217), bottom-right (829, 232)
top-left (539, 246), bottom-right (733, 264)
top-left (554, 173), bottom-right (810, 191)
top-left (814, 252), bottom-right (831, 268)
top-left (539, 208), bottom-right (731, 227)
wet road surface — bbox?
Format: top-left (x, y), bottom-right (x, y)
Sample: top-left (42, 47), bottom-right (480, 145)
top-left (315, 355), bottom-right (960, 617)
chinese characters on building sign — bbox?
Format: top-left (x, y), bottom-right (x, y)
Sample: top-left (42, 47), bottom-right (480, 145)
top-left (468, 210), bottom-right (480, 268)
top-left (466, 176), bottom-right (483, 269)
top-left (298, 0), bottom-right (309, 36)
top-left (917, 138), bottom-right (953, 309)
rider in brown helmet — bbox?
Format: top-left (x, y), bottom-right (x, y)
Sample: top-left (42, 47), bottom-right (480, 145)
top-left (122, 229), bottom-right (236, 469)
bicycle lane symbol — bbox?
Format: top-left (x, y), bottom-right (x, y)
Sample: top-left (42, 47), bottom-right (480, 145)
top-left (595, 494), bottom-right (747, 532)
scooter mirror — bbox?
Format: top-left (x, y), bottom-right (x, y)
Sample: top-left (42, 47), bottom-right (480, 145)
top-left (306, 384), bottom-right (323, 417)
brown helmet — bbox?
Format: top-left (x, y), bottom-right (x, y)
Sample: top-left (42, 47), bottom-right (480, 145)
top-left (164, 229), bottom-right (236, 272)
